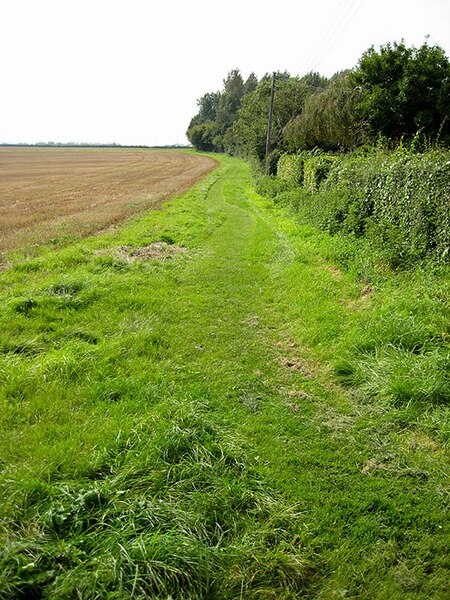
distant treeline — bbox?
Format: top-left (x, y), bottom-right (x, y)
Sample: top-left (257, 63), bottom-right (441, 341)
top-left (186, 40), bottom-right (450, 162)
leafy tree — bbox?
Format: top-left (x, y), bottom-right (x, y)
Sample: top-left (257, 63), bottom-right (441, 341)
top-left (187, 92), bottom-right (220, 132)
top-left (187, 122), bottom-right (218, 152)
top-left (299, 71), bottom-right (329, 91)
top-left (231, 74), bottom-right (311, 160)
top-left (187, 70), bottom-right (250, 152)
top-left (186, 92), bottom-right (221, 149)
top-left (243, 72), bottom-right (258, 95)
top-left (284, 72), bottom-right (367, 151)
top-left (216, 70), bottom-right (245, 133)
top-left (351, 40), bottom-right (450, 142)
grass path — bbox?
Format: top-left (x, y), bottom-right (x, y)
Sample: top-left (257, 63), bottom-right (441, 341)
top-left (0, 155), bottom-right (448, 598)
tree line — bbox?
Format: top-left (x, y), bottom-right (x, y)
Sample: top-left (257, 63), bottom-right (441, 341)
top-left (186, 40), bottom-right (450, 163)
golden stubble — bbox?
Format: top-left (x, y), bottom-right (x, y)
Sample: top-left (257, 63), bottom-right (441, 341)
top-left (0, 148), bottom-right (217, 259)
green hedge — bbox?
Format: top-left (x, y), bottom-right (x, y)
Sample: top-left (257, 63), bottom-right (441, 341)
top-left (277, 153), bottom-right (305, 186)
top-left (269, 149), bottom-right (450, 266)
top-left (303, 154), bottom-right (338, 194)
top-left (368, 153), bottom-right (449, 264)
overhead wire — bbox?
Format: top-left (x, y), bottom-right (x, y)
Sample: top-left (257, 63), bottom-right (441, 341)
top-left (300, 0), bottom-right (361, 74)
top-left (298, 0), bottom-right (353, 74)
top-left (299, 0), bottom-right (365, 75)
top-left (308, 0), bottom-right (366, 72)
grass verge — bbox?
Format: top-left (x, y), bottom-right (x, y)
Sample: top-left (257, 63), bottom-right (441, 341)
top-left (0, 153), bottom-right (448, 598)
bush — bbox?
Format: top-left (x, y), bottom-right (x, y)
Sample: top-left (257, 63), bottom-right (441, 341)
top-left (366, 151), bottom-right (450, 264)
top-left (303, 153), bottom-right (338, 193)
top-left (277, 152), bottom-right (306, 186)
top-left (254, 175), bottom-right (292, 199)
top-left (264, 148), bottom-right (450, 267)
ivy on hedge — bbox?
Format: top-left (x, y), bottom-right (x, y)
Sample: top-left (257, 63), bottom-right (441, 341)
top-left (271, 149), bottom-right (450, 266)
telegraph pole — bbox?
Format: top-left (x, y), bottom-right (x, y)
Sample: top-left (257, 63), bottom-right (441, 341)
top-left (265, 72), bottom-right (276, 174)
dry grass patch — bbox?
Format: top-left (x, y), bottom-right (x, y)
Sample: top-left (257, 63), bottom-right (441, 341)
top-left (324, 263), bottom-right (343, 279)
top-left (116, 243), bottom-right (188, 262)
top-left (279, 357), bottom-right (315, 377)
top-left (401, 431), bottom-right (444, 455)
top-left (347, 284), bottom-right (374, 309)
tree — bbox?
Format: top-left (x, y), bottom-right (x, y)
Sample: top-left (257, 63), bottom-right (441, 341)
top-left (243, 72), bottom-right (258, 95)
top-left (298, 71), bottom-right (329, 91)
top-left (283, 72), bottom-right (367, 151)
top-left (187, 70), bottom-right (250, 152)
top-left (231, 73), bottom-right (312, 160)
top-left (351, 40), bottom-right (450, 142)
top-left (216, 69), bottom-right (245, 133)
top-left (187, 92), bottom-right (220, 131)
top-left (187, 122), bottom-right (218, 152)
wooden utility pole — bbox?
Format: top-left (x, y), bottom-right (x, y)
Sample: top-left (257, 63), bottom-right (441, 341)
top-left (265, 72), bottom-right (276, 174)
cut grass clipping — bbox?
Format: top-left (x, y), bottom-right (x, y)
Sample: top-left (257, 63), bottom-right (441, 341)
top-left (1, 408), bottom-right (310, 598)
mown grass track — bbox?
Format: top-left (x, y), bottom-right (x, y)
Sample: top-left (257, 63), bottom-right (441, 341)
top-left (0, 154), bottom-right (448, 598)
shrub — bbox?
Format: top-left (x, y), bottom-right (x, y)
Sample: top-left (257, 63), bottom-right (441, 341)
top-left (277, 152), bottom-right (306, 186)
top-left (366, 151), bottom-right (450, 264)
top-left (303, 153), bottom-right (338, 193)
top-left (255, 175), bottom-right (292, 199)
top-left (265, 148), bottom-right (450, 267)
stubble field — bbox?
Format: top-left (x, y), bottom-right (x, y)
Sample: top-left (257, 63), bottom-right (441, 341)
top-left (0, 147), bottom-right (217, 261)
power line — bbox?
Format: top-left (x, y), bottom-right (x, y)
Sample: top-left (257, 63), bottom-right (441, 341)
top-left (301, 0), bottom-right (361, 74)
top-left (309, 0), bottom-right (366, 72)
top-left (300, 0), bottom-right (365, 75)
top-left (299, 0), bottom-right (355, 74)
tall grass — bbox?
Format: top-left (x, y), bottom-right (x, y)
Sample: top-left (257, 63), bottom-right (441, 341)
top-left (1, 407), bottom-right (310, 598)
top-left (256, 148), bottom-right (450, 425)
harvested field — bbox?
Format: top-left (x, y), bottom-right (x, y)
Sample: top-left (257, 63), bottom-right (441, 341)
top-left (0, 147), bottom-right (217, 260)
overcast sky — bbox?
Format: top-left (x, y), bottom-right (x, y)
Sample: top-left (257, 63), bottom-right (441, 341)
top-left (1, 0), bottom-right (449, 146)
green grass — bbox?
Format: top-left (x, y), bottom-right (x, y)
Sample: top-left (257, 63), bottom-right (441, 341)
top-left (0, 153), bottom-right (448, 598)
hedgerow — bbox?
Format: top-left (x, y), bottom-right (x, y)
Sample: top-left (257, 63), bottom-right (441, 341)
top-left (269, 149), bottom-right (450, 267)
top-left (303, 153), bottom-right (339, 194)
top-left (277, 152), bottom-right (306, 186)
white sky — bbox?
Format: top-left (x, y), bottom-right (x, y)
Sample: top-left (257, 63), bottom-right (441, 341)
top-left (1, 0), bottom-right (449, 146)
